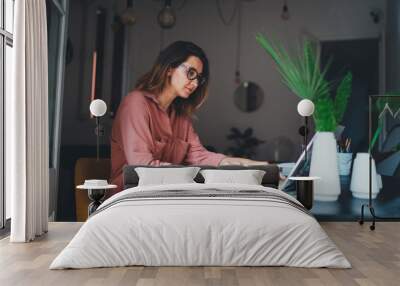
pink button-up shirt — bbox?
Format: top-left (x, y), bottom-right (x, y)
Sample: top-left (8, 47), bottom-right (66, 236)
top-left (110, 90), bottom-right (226, 194)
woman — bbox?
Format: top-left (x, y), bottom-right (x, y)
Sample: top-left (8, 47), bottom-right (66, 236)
top-left (110, 41), bottom-right (267, 194)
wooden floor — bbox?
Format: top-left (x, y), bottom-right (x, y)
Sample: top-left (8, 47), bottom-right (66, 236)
top-left (0, 222), bottom-right (399, 286)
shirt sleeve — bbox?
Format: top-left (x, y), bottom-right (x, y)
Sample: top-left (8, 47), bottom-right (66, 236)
top-left (116, 95), bottom-right (170, 166)
top-left (183, 119), bottom-right (226, 166)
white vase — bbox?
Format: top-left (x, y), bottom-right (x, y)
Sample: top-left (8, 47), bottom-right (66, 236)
top-left (309, 132), bottom-right (341, 201)
top-left (350, 152), bottom-right (380, 199)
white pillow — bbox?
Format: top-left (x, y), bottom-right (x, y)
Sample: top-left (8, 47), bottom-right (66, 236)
top-left (135, 167), bottom-right (201, 186)
top-left (200, 169), bottom-right (266, 185)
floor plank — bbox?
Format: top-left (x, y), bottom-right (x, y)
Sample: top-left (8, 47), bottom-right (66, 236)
top-left (0, 222), bottom-right (399, 286)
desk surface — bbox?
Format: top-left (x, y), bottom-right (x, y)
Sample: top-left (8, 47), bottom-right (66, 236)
top-left (282, 175), bottom-right (400, 221)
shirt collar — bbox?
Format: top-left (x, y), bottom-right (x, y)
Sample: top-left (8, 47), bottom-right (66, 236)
top-left (142, 91), bottom-right (172, 114)
top-left (142, 91), bottom-right (160, 105)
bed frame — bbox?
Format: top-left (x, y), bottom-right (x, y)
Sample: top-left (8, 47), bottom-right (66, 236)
top-left (123, 164), bottom-right (280, 190)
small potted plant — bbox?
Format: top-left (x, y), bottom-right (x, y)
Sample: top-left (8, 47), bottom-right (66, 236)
top-left (225, 127), bottom-right (265, 159)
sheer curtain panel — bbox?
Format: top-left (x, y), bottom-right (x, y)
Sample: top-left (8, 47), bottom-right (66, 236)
top-left (7, 0), bottom-right (49, 242)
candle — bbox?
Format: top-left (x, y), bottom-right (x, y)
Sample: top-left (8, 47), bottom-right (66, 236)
top-left (90, 51), bottom-right (97, 117)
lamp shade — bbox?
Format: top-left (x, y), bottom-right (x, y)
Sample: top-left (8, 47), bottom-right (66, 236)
top-left (89, 99), bottom-right (107, 117)
top-left (158, 6), bottom-right (176, 29)
top-left (121, 7), bottom-right (137, 25)
top-left (297, 99), bottom-right (315, 117)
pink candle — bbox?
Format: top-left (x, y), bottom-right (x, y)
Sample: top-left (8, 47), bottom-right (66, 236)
top-left (90, 51), bottom-right (98, 117)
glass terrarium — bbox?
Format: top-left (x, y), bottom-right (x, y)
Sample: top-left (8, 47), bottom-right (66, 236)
top-left (360, 95), bottom-right (400, 226)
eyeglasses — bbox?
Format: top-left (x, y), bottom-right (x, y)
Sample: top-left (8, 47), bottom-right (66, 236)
top-left (179, 63), bottom-right (207, 86)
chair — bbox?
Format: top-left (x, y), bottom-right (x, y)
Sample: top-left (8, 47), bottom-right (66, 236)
top-left (74, 157), bottom-right (111, 221)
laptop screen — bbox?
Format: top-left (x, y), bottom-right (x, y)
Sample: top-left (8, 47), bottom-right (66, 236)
top-left (279, 135), bottom-right (315, 192)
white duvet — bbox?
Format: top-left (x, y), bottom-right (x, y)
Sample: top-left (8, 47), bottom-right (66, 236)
top-left (50, 183), bottom-right (351, 269)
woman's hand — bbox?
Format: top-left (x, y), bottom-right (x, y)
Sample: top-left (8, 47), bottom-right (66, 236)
top-left (219, 157), bottom-right (269, 167)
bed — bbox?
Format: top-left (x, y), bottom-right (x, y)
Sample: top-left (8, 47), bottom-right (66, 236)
top-left (50, 165), bottom-right (350, 269)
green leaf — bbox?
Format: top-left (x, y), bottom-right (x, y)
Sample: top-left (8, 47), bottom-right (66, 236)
top-left (257, 34), bottom-right (332, 101)
top-left (256, 33), bottom-right (351, 132)
top-left (230, 127), bottom-right (241, 137)
top-left (369, 122), bottom-right (383, 152)
top-left (334, 72), bottom-right (352, 123)
top-left (243, 128), bottom-right (253, 138)
top-left (313, 97), bottom-right (337, 131)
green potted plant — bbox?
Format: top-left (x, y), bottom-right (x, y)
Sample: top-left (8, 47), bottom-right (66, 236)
top-left (256, 33), bottom-right (352, 201)
top-left (225, 127), bottom-right (265, 158)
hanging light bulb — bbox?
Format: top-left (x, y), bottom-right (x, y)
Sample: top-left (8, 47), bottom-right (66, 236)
top-left (121, 8), bottom-right (136, 25)
top-left (235, 70), bottom-right (241, 85)
top-left (120, 0), bottom-right (136, 26)
top-left (281, 0), bottom-right (290, 20)
top-left (158, 0), bottom-right (176, 29)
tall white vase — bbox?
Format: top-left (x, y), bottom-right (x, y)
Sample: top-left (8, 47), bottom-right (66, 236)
top-left (309, 132), bottom-right (341, 201)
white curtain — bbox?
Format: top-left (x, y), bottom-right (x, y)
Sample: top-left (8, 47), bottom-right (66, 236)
top-left (7, 0), bottom-right (49, 242)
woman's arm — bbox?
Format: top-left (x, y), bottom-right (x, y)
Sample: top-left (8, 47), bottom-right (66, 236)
top-left (116, 94), bottom-right (171, 166)
top-left (183, 121), bottom-right (226, 166)
top-left (183, 119), bottom-right (268, 167)
top-left (219, 157), bottom-right (268, 166)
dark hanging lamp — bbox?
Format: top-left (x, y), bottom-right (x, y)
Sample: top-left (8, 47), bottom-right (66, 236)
top-left (158, 0), bottom-right (176, 29)
top-left (281, 0), bottom-right (290, 20)
top-left (121, 0), bottom-right (136, 26)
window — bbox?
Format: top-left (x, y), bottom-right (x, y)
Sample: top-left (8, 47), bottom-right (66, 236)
top-left (46, 0), bottom-right (68, 220)
top-left (1, 0), bottom-right (14, 230)
top-left (0, 0), bottom-right (67, 229)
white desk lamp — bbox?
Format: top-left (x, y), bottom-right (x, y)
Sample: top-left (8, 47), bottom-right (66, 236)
top-left (297, 99), bottom-right (315, 163)
top-left (89, 99), bottom-right (107, 160)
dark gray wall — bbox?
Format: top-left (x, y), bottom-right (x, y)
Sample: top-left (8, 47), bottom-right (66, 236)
top-left (62, 0), bottom-right (386, 162)
top-left (386, 0), bottom-right (400, 92)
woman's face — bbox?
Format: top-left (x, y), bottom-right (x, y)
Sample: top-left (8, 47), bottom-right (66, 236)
top-left (169, 56), bottom-right (204, 99)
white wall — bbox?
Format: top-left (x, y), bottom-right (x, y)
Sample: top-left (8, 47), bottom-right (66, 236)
top-left (62, 0), bottom-right (385, 161)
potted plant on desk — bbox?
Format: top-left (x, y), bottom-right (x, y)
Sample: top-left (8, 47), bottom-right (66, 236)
top-left (256, 34), bottom-right (352, 201)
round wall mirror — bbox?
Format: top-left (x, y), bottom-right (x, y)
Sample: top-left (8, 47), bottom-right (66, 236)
top-left (234, 81), bottom-right (264, 112)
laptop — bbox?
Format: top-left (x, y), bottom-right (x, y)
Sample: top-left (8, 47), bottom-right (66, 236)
top-left (279, 135), bottom-right (316, 192)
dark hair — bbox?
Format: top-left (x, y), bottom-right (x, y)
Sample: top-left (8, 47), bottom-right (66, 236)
top-left (135, 41), bottom-right (210, 116)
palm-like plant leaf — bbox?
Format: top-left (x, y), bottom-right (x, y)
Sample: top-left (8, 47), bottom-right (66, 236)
top-left (243, 128), bottom-right (253, 138)
top-left (256, 33), bottom-right (352, 132)
top-left (334, 71), bottom-right (352, 123)
top-left (256, 33), bottom-right (331, 101)
top-left (313, 97), bottom-right (337, 131)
